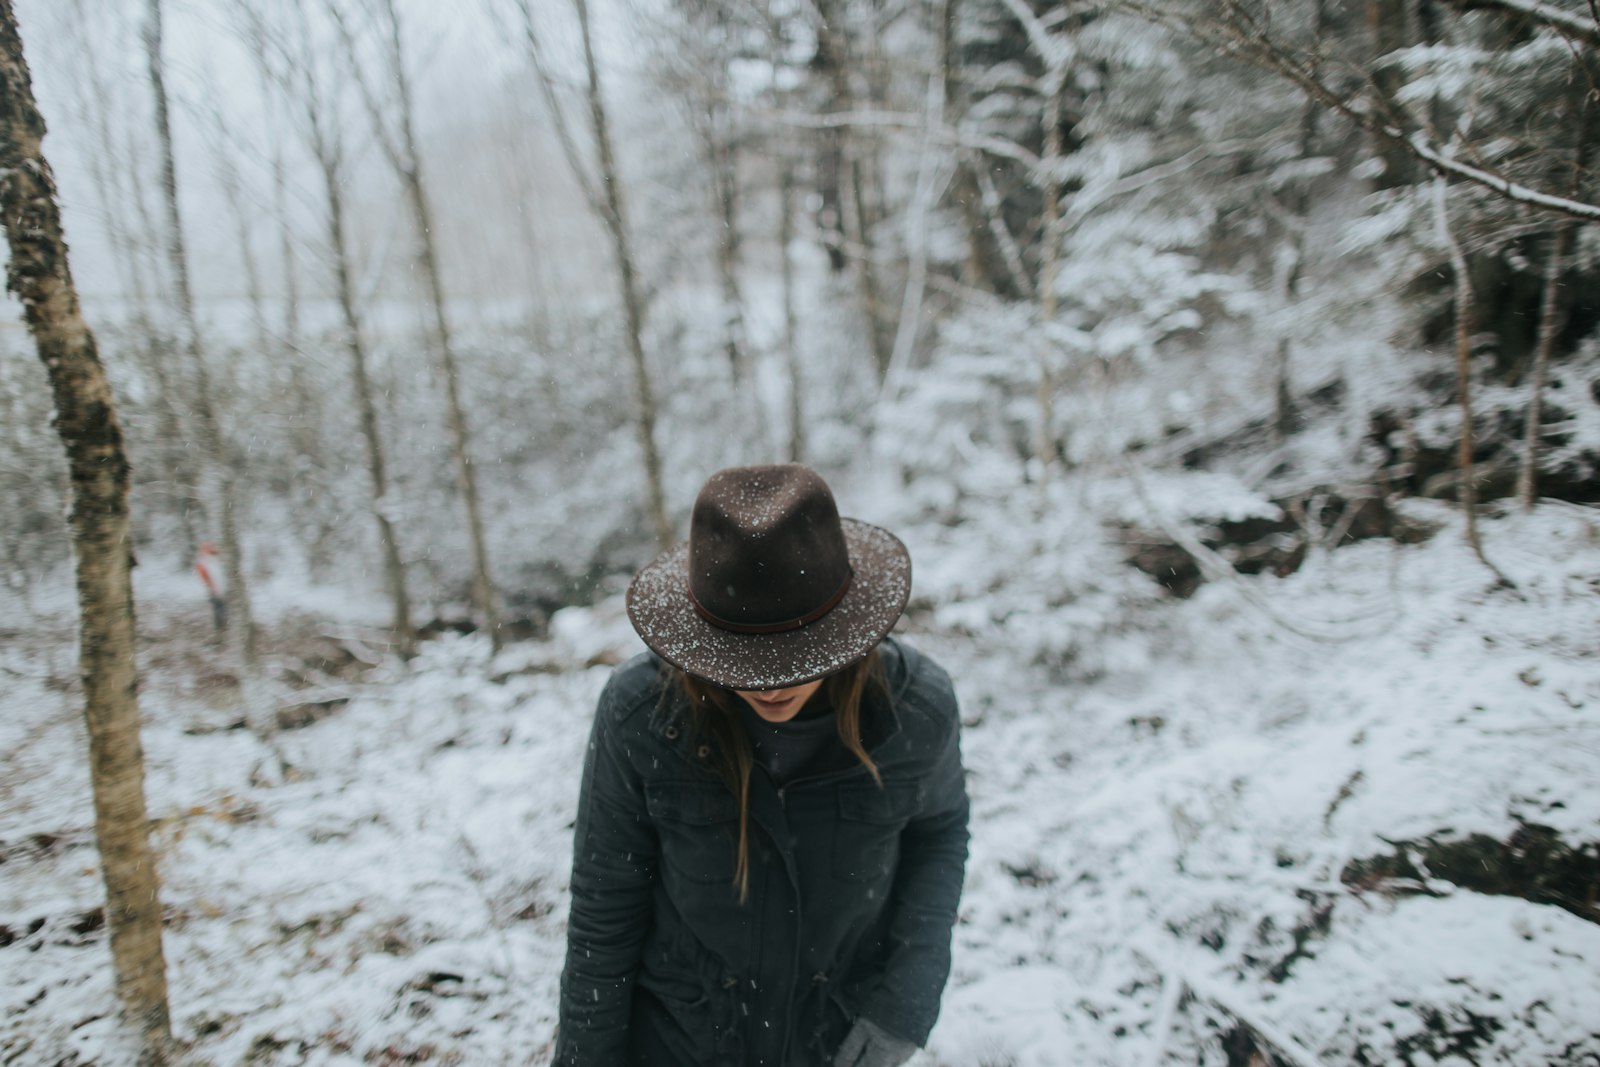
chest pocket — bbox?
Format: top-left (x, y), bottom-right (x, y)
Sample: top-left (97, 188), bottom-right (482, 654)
top-left (832, 780), bottom-right (922, 884)
top-left (646, 781), bottom-right (740, 885)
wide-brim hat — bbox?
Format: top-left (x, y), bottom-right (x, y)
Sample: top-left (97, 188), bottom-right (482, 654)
top-left (626, 464), bottom-right (912, 691)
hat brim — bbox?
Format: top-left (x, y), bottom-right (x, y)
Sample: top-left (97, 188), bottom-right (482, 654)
top-left (625, 518), bottom-right (912, 691)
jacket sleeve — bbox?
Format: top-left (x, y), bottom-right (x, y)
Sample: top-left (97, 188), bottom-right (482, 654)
top-left (859, 698), bottom-right (970, 1046)
top-left (554, 675), bottom-right (659, 1065)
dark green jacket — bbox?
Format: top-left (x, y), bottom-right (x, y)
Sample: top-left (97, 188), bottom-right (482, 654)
top-left (555, 636), bottom-right (970, 1066)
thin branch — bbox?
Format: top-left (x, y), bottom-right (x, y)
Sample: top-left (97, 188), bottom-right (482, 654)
top-left (757, 107), bottom-right (1043, 168)
top-left (975, 164), bottom-right (1035, 298)
top-left (324, 0), bottom-right (406, 175)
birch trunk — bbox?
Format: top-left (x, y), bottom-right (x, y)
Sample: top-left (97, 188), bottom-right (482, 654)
top-left (0, 4), bottom-right (173, 1056)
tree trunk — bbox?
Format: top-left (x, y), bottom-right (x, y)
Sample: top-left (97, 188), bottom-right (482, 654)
top-left (0, 4), bottom-right (173, 1058)
top-left (813, 0), bottom-right (892, 382)
top-left (705, 98), bottom-right (750, 389)
top-left (1432, 177), bottom-right (1509, 585)
top-left (1033, 65), bottom-right (1067, 491)
top-left (574, 0), bottom-right (673, 550)
top-left (1518, 74), bottom-right (1589, 510)
top-left (1517, 222), bottom-right (1575, 509)
top-left (942, 0), bottom-right (1003, 294)
top-left (375, 0), bottom-right (502, 648)
top-left (1367, 0), bottom-right (1416, 189)
top-left (146, 0), bottom-right (259, 673)
top-left (306, 99), bottom-right (418, 657)
top-left (780, 158), bottom-right (805, 463)
top-left (270, 128), bottom-right (332, 575)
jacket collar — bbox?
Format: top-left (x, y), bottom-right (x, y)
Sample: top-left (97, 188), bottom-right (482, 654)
top-left (647, 636), bottom-right (907, 760)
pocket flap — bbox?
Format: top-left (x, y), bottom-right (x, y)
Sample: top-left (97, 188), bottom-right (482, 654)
top-left (837, 780), bottom-right (922, 823)
top-left (646, 781), bottom-right (738, 825)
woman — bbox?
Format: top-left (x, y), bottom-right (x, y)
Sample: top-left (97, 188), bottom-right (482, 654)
top-left (555, 464), bottom-right (970, 1067)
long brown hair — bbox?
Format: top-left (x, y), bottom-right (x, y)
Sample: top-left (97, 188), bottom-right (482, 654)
top-left (672, 648), bottom-right (886, 901)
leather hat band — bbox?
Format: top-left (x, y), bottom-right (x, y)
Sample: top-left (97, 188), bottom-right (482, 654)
top-left (688, 567), bottom-right (853, 635)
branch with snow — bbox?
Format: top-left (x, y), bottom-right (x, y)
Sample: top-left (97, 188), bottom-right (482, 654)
top-left (1120, 0), bottom-right (1600, 224)
top-left (1444, 0), bottom-right (1600, 48)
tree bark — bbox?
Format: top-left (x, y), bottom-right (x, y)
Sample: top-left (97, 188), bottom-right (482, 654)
top-left (0, 3), bottom-right (173, 1057)
top-left (780, 158), bottom-right (806, 463)
top-left (146, 0), bottom-right (259, 672)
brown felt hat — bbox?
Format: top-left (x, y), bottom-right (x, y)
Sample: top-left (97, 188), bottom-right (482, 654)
top-left (626, 464), bottom-right (912, 691)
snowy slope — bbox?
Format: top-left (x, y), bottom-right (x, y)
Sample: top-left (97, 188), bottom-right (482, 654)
top-left (3, 503), bottom-right (1598, 1066)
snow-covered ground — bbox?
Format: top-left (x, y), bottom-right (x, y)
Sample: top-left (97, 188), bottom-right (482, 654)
top-left (3, 502), bottom-right (1598, 1065)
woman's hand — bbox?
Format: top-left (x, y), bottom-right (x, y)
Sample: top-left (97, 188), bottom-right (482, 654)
top-left (832, 1016), bottom-right (919, 1067)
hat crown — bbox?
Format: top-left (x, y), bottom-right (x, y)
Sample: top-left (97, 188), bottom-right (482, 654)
top-left (688, 465), bottom-right (852, 630)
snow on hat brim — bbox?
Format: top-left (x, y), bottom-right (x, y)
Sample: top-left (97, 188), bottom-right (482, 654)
top-left (625, 518), bottom-right (911, 691)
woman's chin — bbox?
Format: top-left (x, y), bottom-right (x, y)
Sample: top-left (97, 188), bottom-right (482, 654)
top-left (747, 696), bottom-right (801, 722)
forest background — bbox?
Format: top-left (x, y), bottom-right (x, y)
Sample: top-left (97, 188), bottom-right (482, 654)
top-left (2, 0), bottom-right (1598, 1063)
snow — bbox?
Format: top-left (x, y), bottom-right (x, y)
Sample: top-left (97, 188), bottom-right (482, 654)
top-left (3, 501), bottom-right (1599, 1065)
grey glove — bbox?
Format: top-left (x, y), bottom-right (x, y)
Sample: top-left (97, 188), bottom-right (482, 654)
top-left (832, 1016), bottom-right (919, 1067)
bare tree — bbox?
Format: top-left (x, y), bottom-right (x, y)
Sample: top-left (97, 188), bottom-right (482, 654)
top-left (63, 0), bottom-right (207, 554)
top-left (780, 157), bottom-right (806, 463)
top-left (329, 0), bottom-right (503, 647)
top-left (0, 3), bottom-right (173, 1059)
top-left (513, 0), bottom-right (673, 549)
top-left (1518, 75), bottom-right (1591, 510)
top-left (995, 0), bottom-right (1077, 490)
top-left (240, 0), bottom-right (418, 655)
top-left (1432, 176), bottom-right (1512, 584)
top-left (812, 0), bottom-right (893, 382)
top-left (145, 0), bottom-right (261, 677)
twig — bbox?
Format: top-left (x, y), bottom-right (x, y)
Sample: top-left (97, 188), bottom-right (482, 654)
top-left (1129, 942), bottom-right (1332, 1067)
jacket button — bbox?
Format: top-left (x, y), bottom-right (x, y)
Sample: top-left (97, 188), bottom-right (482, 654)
top-left (697, 745), bottom-right (710, 759)
top-left (664, 724), bottom-right (679, 740)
